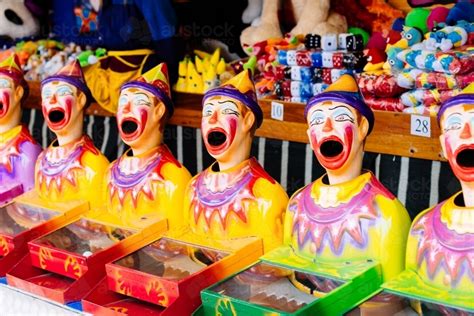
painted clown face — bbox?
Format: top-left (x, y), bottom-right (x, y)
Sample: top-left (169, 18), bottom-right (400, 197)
top-left (306, 102), bottom-right (367, 172)
top-left (0, 75), bottom-right (22, 125)
top-left (117, 87), bottom-right (164, 148)
top-left (41, 81), bottom-right (85, 134)
top-left (440, 104), bottom-right (474, 182)
top-left (201, 96), bottom-right (255, 164)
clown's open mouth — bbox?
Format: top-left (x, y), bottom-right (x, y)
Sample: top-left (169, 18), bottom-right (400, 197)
top-left (207, 131), bottom-right (227, 147)
top-left (0, 102), bottom-right (4, 115)
top-left (456, 148), bottom-right (474, 168)
top-left (121, 119), bottom-right (139, 135)
top-left (320, 140), bottom-right (344, 158)
top-left (48, 109), bottom-right (65, 124)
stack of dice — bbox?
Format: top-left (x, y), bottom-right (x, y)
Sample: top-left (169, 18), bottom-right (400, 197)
top-left (273, 33), bottom-right (366, 103)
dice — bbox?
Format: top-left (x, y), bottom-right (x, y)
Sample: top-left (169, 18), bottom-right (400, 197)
top-left (291, 66), bottom-right (302, 81)
top-left (287, 50), bottom-right (297, 66)
top-left (310, 51), bottom-right (322, 68)
top-left (346, 34), bottom-right (364, 51)
top-left (338, 33), bottom-right (351, 50)
top-left (322, 52), bottom-right (334, 68)
top-left (322, 68), bottom-right (332, 84)
top-left (305, 34), bottom-right (321, 49)
top-left (312, 68), bottom-right (323, 83)
top-left (321, 34), bottom-right (338, 51)
top-left (332, 52), bottom-right (344, 68)
top-left (277, 50), bottom-right (288, 65)
top-left (296, 50), bottom-right (312, 67)
top-left (301, 67), bottom-right (313, 82)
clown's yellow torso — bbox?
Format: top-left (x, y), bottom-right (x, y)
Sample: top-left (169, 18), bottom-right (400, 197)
top-left (105, 145), bottom-right (191, 230)
top-left (35, 135), bottom-right (109, 209)
top-left (285, 172), bottom-right (411, 282)
top-left (184, 158), bottom-right (288, 252)
top-left (406, 192), bottom-right (474, 296)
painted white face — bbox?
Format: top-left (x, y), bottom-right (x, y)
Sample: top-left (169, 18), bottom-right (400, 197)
top-left (287, 51), bottom-right (297, 66)
top-left (0, 76), bottom-right (16, 122)
top-left (322, 52), bottom-right (334, 68)
top-left (440, 104), bottom-right (474, 182)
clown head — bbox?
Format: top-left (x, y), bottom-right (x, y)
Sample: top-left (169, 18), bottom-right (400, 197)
top-left (438, 84), bottom-right (474, 183)
top-left (305, 75), bottom-right (373, 183)
top-left (0, 53), bottom-right (28, 133)
top-left (41, 60), bottom-right (91, 144)
top-left (201, 70), bottom-right (262, 170)
top-left (117, 63), bottom-right (172, 155)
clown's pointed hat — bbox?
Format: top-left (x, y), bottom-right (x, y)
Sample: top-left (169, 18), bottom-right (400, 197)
top-left (41, 59), bottom-right (92, 106)
top-left (305, 74), bottom-right (374, 134)
top-left (0, 53), bottom-right (29, 100)
top-left (438, 83), bottom-right (474, 123)
top-left (203, 69), bottom-right (263, 128)
top-left (121, 63), bottom-right (174, 116)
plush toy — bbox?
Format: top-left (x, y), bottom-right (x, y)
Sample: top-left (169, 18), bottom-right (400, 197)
top-left (405, 7), bottom-right (430, 34)
top-left (446, 1), bottom-right (474, 25)
top-left (0, 0), bottom-right (46, 43)
top-left (240, 0), bottom-right (347, 50)
top-left (391, 25), bottom-right (423, 49)
top-left (427, 6), bottom-right (450, 31)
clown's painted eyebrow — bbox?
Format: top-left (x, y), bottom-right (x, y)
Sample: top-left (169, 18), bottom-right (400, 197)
top-left (218, 100), bottom-right (238, 106)
top-left (133, 93), bottom-right (150, 99)
top-left (329, 105), bottom-right (351, 111)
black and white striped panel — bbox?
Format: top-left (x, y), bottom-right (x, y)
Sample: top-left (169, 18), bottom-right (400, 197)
top-left (22, 109), bottom-right (460, 219)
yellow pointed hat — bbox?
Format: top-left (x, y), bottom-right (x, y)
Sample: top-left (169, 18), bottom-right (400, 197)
top-left (203, 70), bottom-right (262, 128)
top-left (121, 62), bottom-right (173, 116)
top-left (0, 53), bottom-right (29, 101)
top-left (305, 74), bottom-right (374, 134)
top-left (438, 83), bottom-right (474, 122)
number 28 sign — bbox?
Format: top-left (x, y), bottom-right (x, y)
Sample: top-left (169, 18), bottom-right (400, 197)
top-left (410, 115), bottom-right (431, 138)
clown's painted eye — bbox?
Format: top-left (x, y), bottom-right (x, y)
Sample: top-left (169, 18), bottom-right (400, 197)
top-left (203, 104), bottom-right (214, 117)
top-left (0, 79), bottom-right (11, 88)
top-left (309, 111), bottom-right (325, 126)
top-left (56, 86), bottom-right (73, 96)
top-left (41, 88), bottom-right (53, 99)
top-left (444, 122), bottom-right (462, 131)
top-left (118, 96), bottom-right (128, 107)
top-left (444, 114), bottom-right (463, 131)
top-left (220, 102), bottom-right (239, 116)
top-left (335, 114), bottom-right (353, 122)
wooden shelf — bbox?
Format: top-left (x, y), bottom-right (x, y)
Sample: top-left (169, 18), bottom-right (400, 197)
top-left (23, 81), bottom-right (444, 161)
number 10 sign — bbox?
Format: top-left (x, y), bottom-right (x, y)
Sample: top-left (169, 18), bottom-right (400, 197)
top-left (410, 114), bottom-right (431, 138)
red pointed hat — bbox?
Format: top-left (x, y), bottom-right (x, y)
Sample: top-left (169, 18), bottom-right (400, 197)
top-left (0, 53), bottom-right (29, 101)
top-left (121, 63), bottom-right (173, 116)
top-left (41, 59), bottom-right (92, 106)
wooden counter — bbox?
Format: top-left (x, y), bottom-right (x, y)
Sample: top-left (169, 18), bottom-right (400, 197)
top-left (24, 81), bottom-right (444, 161)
